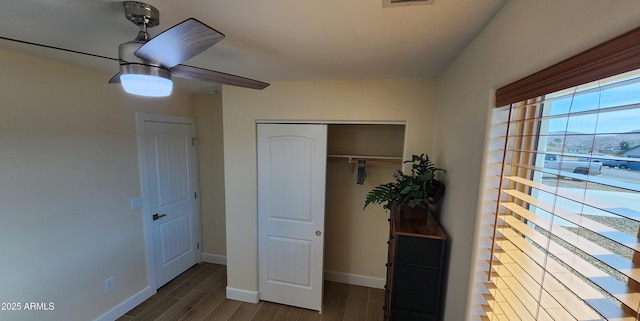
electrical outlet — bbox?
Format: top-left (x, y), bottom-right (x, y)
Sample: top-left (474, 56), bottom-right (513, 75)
top-left (105, 276), bottom-right (115, 292)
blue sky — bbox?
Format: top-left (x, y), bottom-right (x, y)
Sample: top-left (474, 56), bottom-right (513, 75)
top-left (546, 80), bottom-right (640, 134)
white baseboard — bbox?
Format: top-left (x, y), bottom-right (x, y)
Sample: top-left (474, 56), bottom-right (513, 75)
top-left (226, 286), bottom-right (259, 303)
top-left (201, 252), bottom-right (227, 265)
top-left (93, 286), bottom-right (155, 321)
top-left (324, 271), bottom-right (385, 289)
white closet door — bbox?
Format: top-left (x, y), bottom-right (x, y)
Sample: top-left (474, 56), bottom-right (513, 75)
top-left (257, 123), bottom-right (327, 311)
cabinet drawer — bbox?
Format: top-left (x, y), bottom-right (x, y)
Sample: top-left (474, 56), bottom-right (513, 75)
top-left (395, 236), bottom-right (443, 267)
top-left (392, 292), bottom-right (437, 315)
top-left (391, 308), bottom-right (437, 321)
top-left (392, 265), bottom-right (441, 314)
top-left (393, 265), bottom-right (440, 297)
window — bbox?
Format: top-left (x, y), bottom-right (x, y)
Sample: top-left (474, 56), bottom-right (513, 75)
top-left (480, 28), bottom-right (640, 321)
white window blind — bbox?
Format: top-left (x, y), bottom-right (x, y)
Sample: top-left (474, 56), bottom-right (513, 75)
top-left (483, 69), bottom-right (640, 321)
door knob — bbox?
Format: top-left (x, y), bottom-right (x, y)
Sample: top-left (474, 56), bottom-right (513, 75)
top-left (153, 213), bottom-right (167, 221)
top-left (316, 230), bottom-right (322, 236)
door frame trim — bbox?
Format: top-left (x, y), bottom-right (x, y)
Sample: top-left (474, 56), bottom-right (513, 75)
top-left (256, 120), bottom-right (406, 125)
top-left (135, 112), bottom-right (202, 291)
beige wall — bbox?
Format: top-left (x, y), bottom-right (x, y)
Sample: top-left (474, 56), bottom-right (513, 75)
top-left (221, 79), bottom-right (436, 292)
top-left (434, 1), bottom-right (640, 320)
top-left (194, 94), bottom-right (227, 257)
top-left (0, 48), bottom-right (195, 320)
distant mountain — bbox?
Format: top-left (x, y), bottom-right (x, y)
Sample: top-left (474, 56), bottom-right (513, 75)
top-left (546, 130), bottom-right (640, 154)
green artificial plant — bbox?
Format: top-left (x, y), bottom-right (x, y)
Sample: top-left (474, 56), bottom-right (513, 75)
top-left (364, 153), bottom-right (445, 211)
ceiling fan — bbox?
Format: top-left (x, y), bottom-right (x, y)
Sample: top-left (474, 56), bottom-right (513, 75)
top-left (0, 1), bottom-right (269, 97)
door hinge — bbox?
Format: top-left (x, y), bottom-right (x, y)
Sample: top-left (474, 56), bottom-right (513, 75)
top-left (192, 137), bottom-right (197, 146)
top-left (197, 243), bottom-right (200, 250)
top-left (195, 192), bottom-right (197, 199)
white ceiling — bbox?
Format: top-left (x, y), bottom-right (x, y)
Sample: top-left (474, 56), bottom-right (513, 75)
top-left (0, 0), bottom-right (506, 93)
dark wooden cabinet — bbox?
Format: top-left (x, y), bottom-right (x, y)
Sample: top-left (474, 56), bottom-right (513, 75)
top-left (384, 211), bottom-right (447, 321)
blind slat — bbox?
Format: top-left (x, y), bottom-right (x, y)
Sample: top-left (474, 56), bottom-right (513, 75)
top-left (497, 229), bottom-right (639, 319)
top-left (491, 260), bottom-right (603, 320)
top-left (501, 189), bottom-right (640, 253)
top-left (491, 239), bottom-right (606, 320)
top-left (500, 101), bottom-right (640, 123)
top-left (487, 285), bottom-right (535, 321)
top-left (501, 199), bottom-right (639, 253)
top-left (504, 162), bottom-right (640, 193)
top-left (504, 174), bottom-right (640, 228)
top-left (498, 220), bottom-right (640, 313)
top-left (499, 213), bottom-right (640, 285)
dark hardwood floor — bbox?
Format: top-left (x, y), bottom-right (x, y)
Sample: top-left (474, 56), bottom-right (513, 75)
top-left (116, 262), bottom-right (384, 321)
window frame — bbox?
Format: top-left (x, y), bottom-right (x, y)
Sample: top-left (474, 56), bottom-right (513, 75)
top-left (480, 25), bottom-right (640, 321)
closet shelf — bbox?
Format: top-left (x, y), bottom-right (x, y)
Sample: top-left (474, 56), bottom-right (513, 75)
top-left (327, 154), bottom-right (403, 165)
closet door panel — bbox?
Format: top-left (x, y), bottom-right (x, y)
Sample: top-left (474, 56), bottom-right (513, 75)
top-left (266, 138), bottom-right (313, 222)
top-left (257, 123), bottom-right (327, 312)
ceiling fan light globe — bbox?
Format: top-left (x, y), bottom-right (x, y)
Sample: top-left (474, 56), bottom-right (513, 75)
top-left (120, 74), bottom-right (173, 97)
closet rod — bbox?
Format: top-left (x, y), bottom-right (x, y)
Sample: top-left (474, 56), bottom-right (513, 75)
top-left (327, 154), bottom-right (402, 165)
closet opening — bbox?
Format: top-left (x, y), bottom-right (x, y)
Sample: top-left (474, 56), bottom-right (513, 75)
top-left (324, 124), bottom-right (406, 288)
top-left (256, 121), bottom-right (406, 311)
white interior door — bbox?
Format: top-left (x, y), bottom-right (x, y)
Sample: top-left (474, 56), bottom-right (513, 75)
top-left (257, 123), bottom-right (327, 311)
top-left (144, 120), bottom-right (199, 288)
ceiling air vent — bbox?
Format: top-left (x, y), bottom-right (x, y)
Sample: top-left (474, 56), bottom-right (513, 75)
top-left (383, 0), bottom-right (434, 7)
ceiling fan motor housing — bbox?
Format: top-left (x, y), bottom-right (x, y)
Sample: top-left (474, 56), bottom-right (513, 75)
top-left (118, 40), bottom-right (171, 80)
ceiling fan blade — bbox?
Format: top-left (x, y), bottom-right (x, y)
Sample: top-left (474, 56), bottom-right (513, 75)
top-left (108, 73), bottom-right (121, 83)
top-left (135, 18), bottom-right (225, 68)
top-left (171, 65), bottom-right (269, 90)
top-left (0, 35), bottom-right (118, 62)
